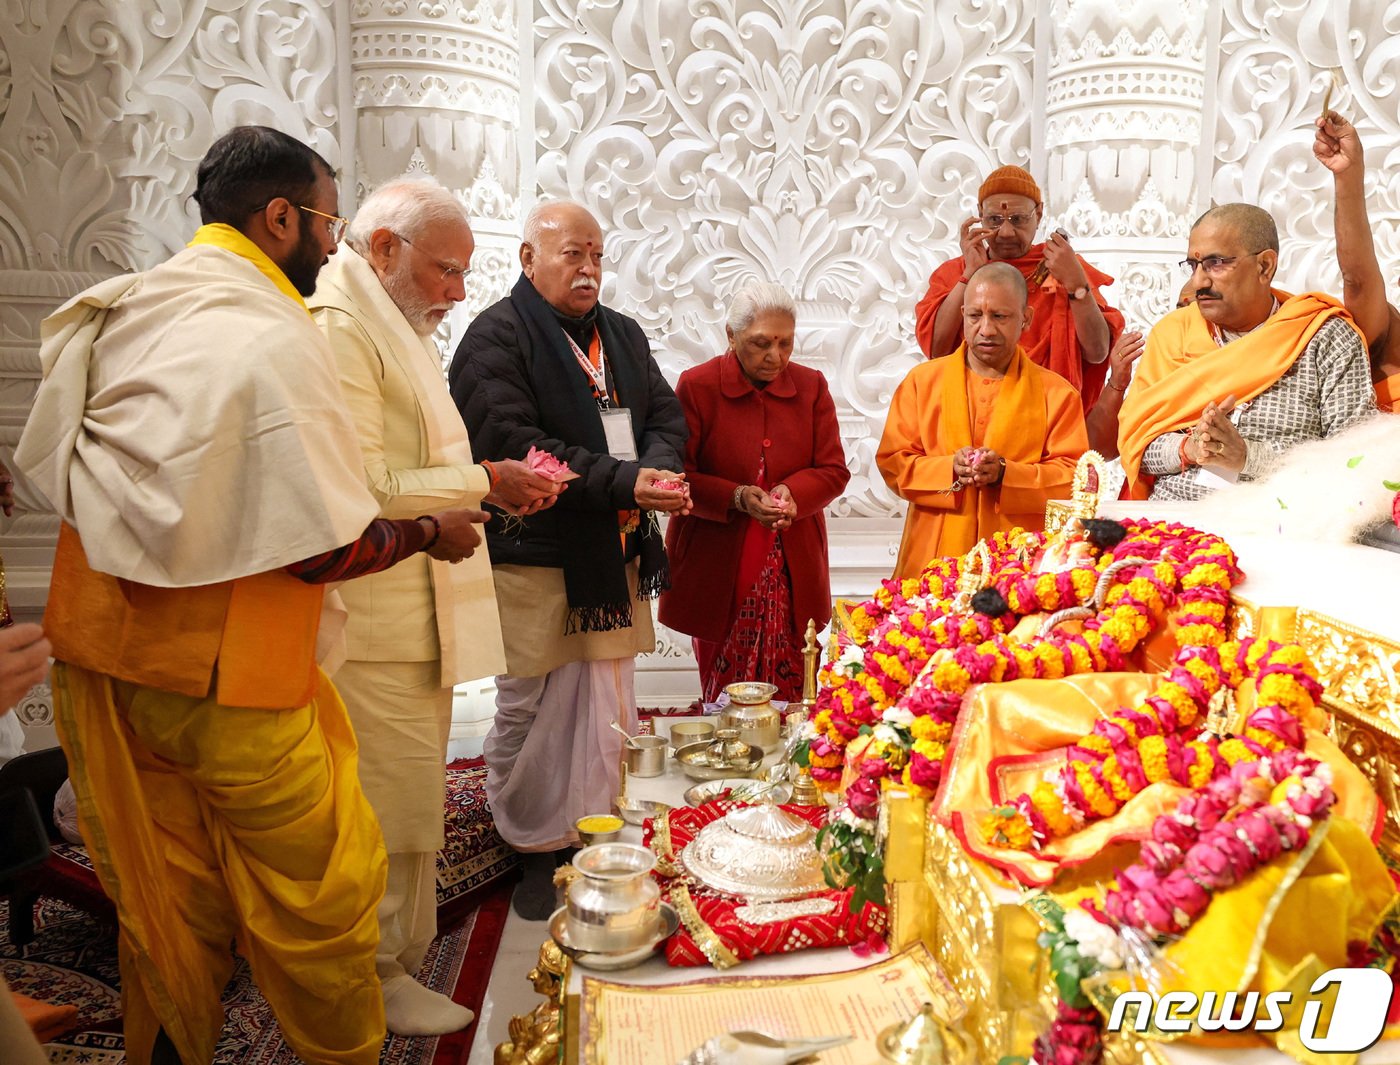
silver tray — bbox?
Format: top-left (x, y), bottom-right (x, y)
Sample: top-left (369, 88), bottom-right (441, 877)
top-left (680, 805), bottom-right (827, 901)
top-left (616, 797), bottom-right (670, 825)
top-left (548, 902), bottom-right (679, 970)
top-left (673, 739), bottom-right (765, 781)
top-left (683, 778), bottom-right (793, 807)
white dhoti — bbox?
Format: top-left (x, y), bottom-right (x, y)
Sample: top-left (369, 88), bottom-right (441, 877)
top-left (485, 658), bottom-right (638, 852)
top-left (334, 659), bottom-right (449, 979)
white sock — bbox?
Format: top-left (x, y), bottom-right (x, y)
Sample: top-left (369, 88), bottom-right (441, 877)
top-left (382, 973), bottom-right (475, 1036)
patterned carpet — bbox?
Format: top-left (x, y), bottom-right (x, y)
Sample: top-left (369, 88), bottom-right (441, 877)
top-left (3, 758), bottom-right (515, 1064)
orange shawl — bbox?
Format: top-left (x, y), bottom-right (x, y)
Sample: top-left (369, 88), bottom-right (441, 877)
top-left (913, 246), bottom-right (1124, 407)
top-left (1118, 291), bottom-right (1361, 498)
top-left (880, 346), bottom-right (1086, 579)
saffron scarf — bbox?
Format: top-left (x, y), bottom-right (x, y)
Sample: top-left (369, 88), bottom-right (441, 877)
top-left (1118, 291), bottom-right (1360, 497)
top-left (936, 344), bottom-right (1047, 553)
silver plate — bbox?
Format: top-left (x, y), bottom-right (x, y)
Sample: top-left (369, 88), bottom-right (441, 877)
top-left (673, 739), bottom-right (765, 781)
top-left (683, 778), bottom-right (793, 807)
top-left (616, 797), bottom-right (670, 825)
top-left (548, 903), bottom-right (679, 970)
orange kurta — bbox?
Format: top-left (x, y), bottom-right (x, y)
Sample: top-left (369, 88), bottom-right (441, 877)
top-left (913, 246), bottom-right (1125, 408)
top-left (877, 345), bottom-right (1088, 580)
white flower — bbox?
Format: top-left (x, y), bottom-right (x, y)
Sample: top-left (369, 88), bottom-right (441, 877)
top-left (837, 807), bottom-right (877, 833)
top-left (871, 723), bottom-right (904, 747)
top-left (1063, 907), bottom-right (1125, 970)
top-left (835, 642), bottom-right (866, 674)
top-left (881, 705), bottom-right (915, 727)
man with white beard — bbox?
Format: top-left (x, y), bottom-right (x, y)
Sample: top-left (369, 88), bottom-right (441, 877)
top-left (310, 179), bottom-right (561, 1035)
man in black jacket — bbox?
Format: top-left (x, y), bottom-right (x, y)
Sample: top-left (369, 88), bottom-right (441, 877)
top-left (450, 201), bottom-right (689, 918)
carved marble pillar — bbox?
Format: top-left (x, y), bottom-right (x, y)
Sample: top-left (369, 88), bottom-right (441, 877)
top-left (348, 0), bottom-right (523, 361)
top-left (1041, 0), bottom-right (1210, 330)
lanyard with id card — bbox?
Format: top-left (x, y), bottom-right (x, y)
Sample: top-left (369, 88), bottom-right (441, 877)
top-left (566, 329), bottom-right (638, 460)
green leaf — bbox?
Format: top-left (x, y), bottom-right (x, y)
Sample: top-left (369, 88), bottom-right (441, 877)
top-left (858, 723), bottom-right (873, 736)
top-left (997, 1057), bottom-right (1031, 1065)
top-left (1276, 497), bottom-right (1288, 510)
top-left (1054, 966), bottom-right (1082, 1005)
top-left (1384, 480), bottom-right (1400, 491)
top-left (1347, 455), bottom-right (1364, 468)
top-left (792, 740), bottom-right (811, 768)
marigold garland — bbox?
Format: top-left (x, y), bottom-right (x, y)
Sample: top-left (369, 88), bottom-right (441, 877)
top-left (979, 638), bottom-right (1323, 850)
top-left (813, 520), bottom-right (1242, 801)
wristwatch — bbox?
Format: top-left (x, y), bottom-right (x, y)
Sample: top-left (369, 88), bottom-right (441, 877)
top-left (1067, 285), bottom-right (1091, 302)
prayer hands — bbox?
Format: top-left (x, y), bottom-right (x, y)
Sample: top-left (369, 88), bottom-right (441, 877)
top-left (485, 458), bottom-right (564, 516)
top-left (953, 447), bottom-right (1004, 488)
top-left (1107, 330), bottom-right (1145, 392)
top-left (1193, 395), bottom-right (1247, 474)
top-left (1042, 229), bottom-right (1089, 291)
top-left (635, 468), bottom-right (692, 514)
top-left (959, 217), bottom-right (992, 274)
top-left (0, 623), bottom-right (50, 714)
top-left (0, 459), bottom-right (14, 517)
top-left (428, 507), bottom-right (488, 563)
top-left (736, 485), bottom-right (792, 530)
top-left (1313, 112), bottom-right (1364, 175)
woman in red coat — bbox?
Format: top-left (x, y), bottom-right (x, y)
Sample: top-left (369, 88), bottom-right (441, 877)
top-left (660, 283), bottom-right (850, 702)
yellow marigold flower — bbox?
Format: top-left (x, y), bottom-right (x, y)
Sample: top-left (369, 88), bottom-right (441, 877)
top-left (1032, 781), bottom-right (1075, 838)
top-left (1035, 643), bottom-right (1067, 679)
top-left (1244, 726), bottom-right (1284, 752)
top-left (1218, 737), bottom-right (1253, 765)
top-left (1071, 568), bottom-right (1096, 600)
top-left (900, 766), bottom-right (935, 800)
top-left (910, 717), bottom-right (952, 742)
top-left (1139, 735), bottom-right (1170, 783)
top-left (1185, 743), bottom-right (1216, 788)
top-left (912, 738), bottom-right (946, 763)
top-left (1072, 761), bottom-right (1119, 817)
top-left (1079, 735), bottom-right (1113, 757)
top-left (1101, 757), bottom-right (1134, 801)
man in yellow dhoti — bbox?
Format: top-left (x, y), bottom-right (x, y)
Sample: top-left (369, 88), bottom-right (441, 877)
top-left (877, 262), bottom-right (1088, 581)
top-left (310, 179), bottom-right (560, 1035)
top-left (13, 127), bottom-right (486, 1065)
top-left (1118, 203), bottom-right (1377, 499)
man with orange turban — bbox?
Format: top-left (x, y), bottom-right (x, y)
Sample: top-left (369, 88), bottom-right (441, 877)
top-left (1118, 203), bottom-right (1376, 500)
top-left (914, 165), bottom-right (1124, 408)
top-left (879, 263), bottom-right (1088, 580)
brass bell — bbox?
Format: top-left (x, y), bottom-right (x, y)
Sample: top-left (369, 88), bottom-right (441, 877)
top-left (874, 1002), bottom-right (969, 1064)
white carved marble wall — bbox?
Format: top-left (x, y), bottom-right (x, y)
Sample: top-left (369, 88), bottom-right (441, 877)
top-left (1210, 0), bottom-right (1400, 298)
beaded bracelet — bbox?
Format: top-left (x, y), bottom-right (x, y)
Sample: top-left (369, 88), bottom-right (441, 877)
top-left (416, 514), bottom-right (442, 549)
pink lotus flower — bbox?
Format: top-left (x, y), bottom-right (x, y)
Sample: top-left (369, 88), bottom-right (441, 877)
top-left (653, 477), bottom-right (689, 494)
top-left (526, 446), bottom-right (579, 482)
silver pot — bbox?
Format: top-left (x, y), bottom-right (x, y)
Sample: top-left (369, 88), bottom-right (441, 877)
top-left (622, 734), bottom-right (668, 778)
top-left (565, 843), bottom-right (661, 952)
top-left (719, 681), bottom-right (782, 750)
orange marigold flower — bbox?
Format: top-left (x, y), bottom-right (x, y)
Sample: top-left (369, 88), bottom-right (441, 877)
top-left (1072, 761), bottom-right (1119, 817)
top-left (1032, 781), bottom-right (1075, 838)
top-left (1139, 735), bottom-right (1170, 783)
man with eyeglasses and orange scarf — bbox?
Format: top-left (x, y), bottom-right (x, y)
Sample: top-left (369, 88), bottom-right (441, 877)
top-left (914, 165), bottom-right (1125, 408)
top-left (1118, 203), bottom-right (1376, 501)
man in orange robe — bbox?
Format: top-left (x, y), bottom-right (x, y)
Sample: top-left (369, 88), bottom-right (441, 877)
top-left (878, 263), bottom-right (1088, 580)
top-left (913, 165), bottom-right (1124, 408)
top-left (1314, 112), bottom-right (1400, 412)
top-left (1118, 203), bottom-right (1376, 501)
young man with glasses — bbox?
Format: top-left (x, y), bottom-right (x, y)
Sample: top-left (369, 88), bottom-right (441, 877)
top-left (1118, 202), bottom-right (1376, 500)
top-left (914, 165), bottom-right (1125, 408)
top-left (308, 179), bottom-right (561, 1034)
top-left (15, 126), bottom-right (490, 1065)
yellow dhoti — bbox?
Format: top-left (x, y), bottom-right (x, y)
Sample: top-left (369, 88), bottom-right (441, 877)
top-left (52, 662), bottom-right (388, 1065)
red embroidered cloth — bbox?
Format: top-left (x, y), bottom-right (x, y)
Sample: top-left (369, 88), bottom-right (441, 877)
top-left (644, 800), bottom-right (888, 966)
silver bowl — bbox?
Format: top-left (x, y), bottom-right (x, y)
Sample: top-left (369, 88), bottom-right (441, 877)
top-left (616, 797), bottom-right (670, 825)
top-left (680, 804), bottom-right (827, 901)
top-left (548, 903), bottom-right (679, 970)
top-left (673, 739), bottom-right (765, 781)
top-left (683, 778), bottom-right (793, 807)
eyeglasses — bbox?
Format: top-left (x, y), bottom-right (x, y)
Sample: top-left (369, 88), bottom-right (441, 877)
top-left (1178, 251), bottom-right (1263, 277)
top-left (297, 205), bottom-right (347, 243)
top-left (250, 201), bottom-right (348, 242)
top-left (395, 233), bottom-right (469, 282)
top-left (980, 213), bottom-right (1035, 230)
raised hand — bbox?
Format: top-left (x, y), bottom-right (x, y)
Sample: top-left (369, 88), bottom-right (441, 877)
top-left (1042, 229), bottom-right (1089, 291)
top-left (1107, 330), bottom-right (1145, 391)
top-left (959, 217), bottom-right (992, 274)
top-left (1313, 112), bottom-right (1364, 176)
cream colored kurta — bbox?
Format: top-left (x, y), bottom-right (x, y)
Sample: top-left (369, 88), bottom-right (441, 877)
top-left (310, 248), bottom-right (504, 688)
top-left (15, 244), bottom-right (378, 586)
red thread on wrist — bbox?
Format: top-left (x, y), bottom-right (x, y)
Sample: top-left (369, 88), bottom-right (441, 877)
top-left (480, 459), bottom-right (500, 490)
top-left (1178, 435), bottom-right (1196, 471)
